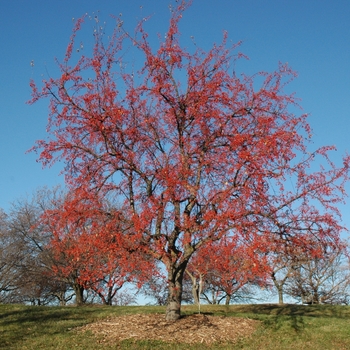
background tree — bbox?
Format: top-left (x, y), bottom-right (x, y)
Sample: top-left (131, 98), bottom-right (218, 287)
top-left (187, 238), bottom-right (267, 305)
top-left (29, 1), bottom-right (349, 321)
top-left (1, 187), bottom-right (147, 306)
top-left (0, 190), bottom-right (73, 305)
top-left (0, 209), bottom-right (19, 302)
top-left (141, 274), bottom-right (170, 306)
top-left (284, 244), bottom-right (350, 305)
top-left (2, 188), bottom-right (77, 305)
top-left (41, 191), bottom-right (154, 306)
top-left (266, 205), bottom-right (349, 305)
top-left (270, 256), bottom-right (296, 305)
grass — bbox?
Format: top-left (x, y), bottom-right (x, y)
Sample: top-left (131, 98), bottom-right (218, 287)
top-left (0, 303), bottom-right (349, 349)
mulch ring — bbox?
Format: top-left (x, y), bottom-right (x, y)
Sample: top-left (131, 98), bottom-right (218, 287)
top-left (76, 313), bottom-right (260, 345)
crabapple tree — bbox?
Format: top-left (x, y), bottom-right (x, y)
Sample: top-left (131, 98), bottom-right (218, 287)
top-left (29, 1), bottom-right (349, 320)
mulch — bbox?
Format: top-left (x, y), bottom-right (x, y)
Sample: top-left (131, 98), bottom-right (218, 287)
top-left (77, 313), bottom-right (260, 345)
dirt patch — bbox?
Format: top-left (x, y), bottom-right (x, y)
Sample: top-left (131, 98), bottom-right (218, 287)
top-left (77, 313), bottom-right (260, 345)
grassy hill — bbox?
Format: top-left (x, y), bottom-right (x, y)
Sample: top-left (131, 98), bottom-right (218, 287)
top-left (1, 303), bottom-right (349, 349)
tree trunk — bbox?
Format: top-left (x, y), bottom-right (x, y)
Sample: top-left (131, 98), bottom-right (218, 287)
top-left (73, 283), bottom-right (84, 306)
top-left (312, 290), bottom-right (320, 304)
top-left (56, 291), bottom-right (67, 306)
top-left (192, 280), bottom-right (200, 305)
top-left (225, 294), bottom-right (231, 305)
top-left (166, 266), bottom-right (186, 322)
top-left (271, 272), bottom-right (284, 304)
top-left (185, 270), bottom-right (200, 305)
top-left (277, 286), bottom-right (284, 304)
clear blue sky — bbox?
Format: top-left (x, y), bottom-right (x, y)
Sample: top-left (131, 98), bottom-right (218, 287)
top-left (1, 0), bottom-right (350, 229)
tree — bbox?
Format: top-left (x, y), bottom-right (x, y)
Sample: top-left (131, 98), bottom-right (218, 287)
top-left (29, 1), bottom-right (349, 321)
top-left (0, 209), bottom-right (18, 302)
top-left (3, 189), bottom-right (79, 305)
top-left (187, 238), bottom-right (267, 305)
top-left (270, 258), bottom-right (296, 305)
top-left (267, 210), bottom-right (349, 305)
top-left (40, 190), bottom-right (154, 306)
top-left (284, 244), bottom-right (350, 305)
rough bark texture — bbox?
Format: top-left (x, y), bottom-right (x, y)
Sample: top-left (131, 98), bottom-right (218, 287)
top-left (277, 287), bottom-right (284, 304)
top-left (166, 267), bottom-right (185, 321)
top-left (271, 272), bottom-right (285, 305)
top-left (192, 283), bottom-right (200, 306)
top-left (73, 283), bottom-right (84, 306)
top-left (186, 270), bottom-right (200, 305)
top-left (166, 283), bottom-right (182, 321)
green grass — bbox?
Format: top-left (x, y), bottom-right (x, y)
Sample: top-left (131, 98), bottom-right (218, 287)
top-left (0, 303), bottom-right (349, 349)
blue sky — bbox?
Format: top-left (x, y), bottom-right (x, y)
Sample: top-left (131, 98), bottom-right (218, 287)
top-left (1, 0), bottom-right (350, 230)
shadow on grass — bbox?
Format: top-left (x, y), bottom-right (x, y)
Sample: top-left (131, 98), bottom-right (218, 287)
top-left (1, 303), bottom-right (349, 348)
top-left (0, 305), bottom-right (101, 349)
top-left (0, 304), bottom-right (167, 349)
top-left (0, 305), bottom-right (105, 326)
top-left (260, 305), bottom-right (306, 332)
top-left (222, 303), bottom-right (350, 333)
top-left (188, 303), bottom-right (350, 335)
top-left (241, 303), bottom-right (349, 318)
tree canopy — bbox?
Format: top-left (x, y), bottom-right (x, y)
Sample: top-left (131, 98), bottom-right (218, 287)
top-left (29, 1), bottom-right (349, 321)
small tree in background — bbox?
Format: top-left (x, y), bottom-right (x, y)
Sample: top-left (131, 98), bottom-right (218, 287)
top-left (284, 244), bottom-right (350, 305)
top-left (187, 237), bottom-right (267, 306)
top-left (0, 189), bottom-right (74, 305)
top-left (0, 209), bottom-right (19, 303)
top-left (40, 191), bottom-right (153, 306)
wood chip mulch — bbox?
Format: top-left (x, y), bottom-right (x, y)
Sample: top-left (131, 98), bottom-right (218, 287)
top-left (77, 313), bottom-right (260, 345)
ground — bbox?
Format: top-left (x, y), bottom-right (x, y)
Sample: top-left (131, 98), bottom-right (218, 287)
top-left (77, 313), bottom-right (259, 345)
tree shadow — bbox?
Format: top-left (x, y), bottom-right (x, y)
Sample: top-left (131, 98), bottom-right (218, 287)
top-left (252, 303), bottom-right (348, 318)
top-left (0, 305), bottom-right (97, 349)
top-left (261, 305), bottom-right (305, 332)
top-left (230, 303), bottom-right (349, 333)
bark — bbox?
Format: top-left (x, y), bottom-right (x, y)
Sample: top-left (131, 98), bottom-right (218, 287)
top-left (313, 288), bottom-right (320, 304)
top-left (225, 294), bottom-right (231, 305)
top-left (185, 270), bottom-right (200, 305)
top-left (271, 272), bottom-right (285, 304)
top-left (72, 283), bottom-right (84, 306)
top-left (56, 291), bottom-right (67, 306)
top-left (166, 266), bottom-right (186, 322)
top-left (277, 287), bottom-right (284, 304)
